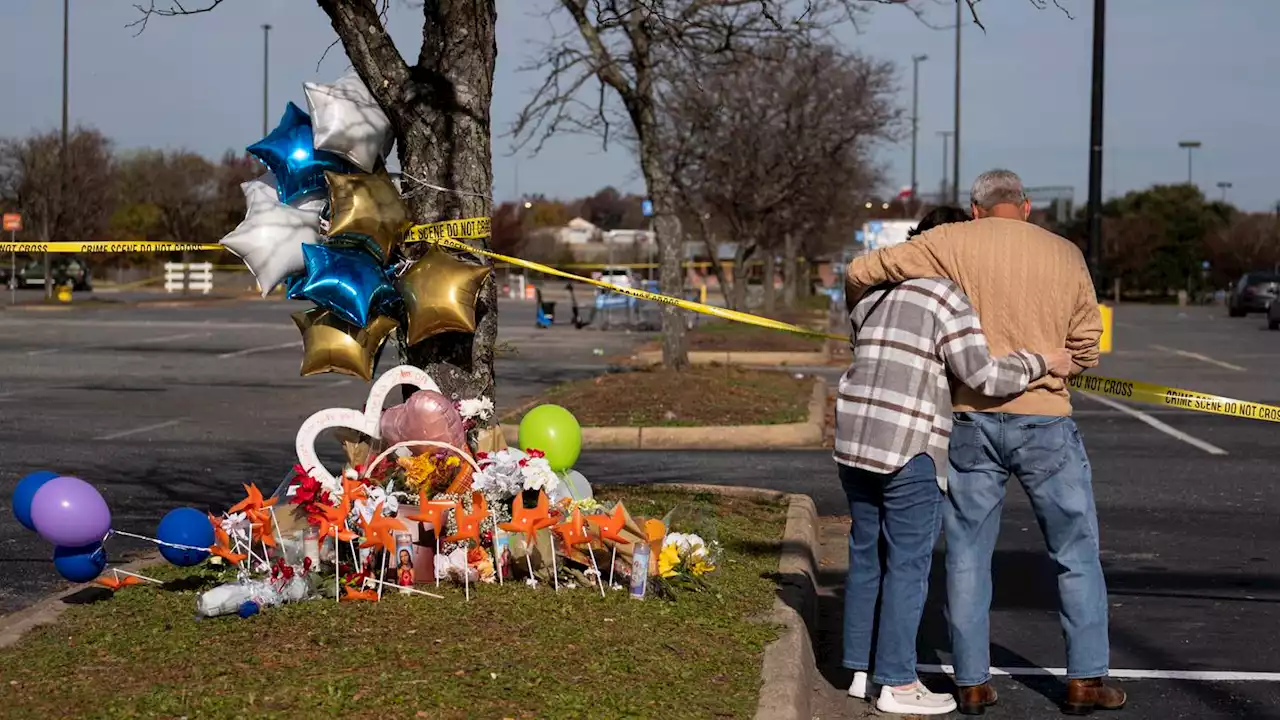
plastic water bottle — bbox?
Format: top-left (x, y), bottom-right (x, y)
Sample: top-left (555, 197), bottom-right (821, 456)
top-left (629, 543), bottom-right (650, 600)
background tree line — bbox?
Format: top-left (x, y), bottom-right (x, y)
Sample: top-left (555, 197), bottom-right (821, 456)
top-left (0, 127), bottom-right (258, 269)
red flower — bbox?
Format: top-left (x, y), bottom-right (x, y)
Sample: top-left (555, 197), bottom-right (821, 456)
top-left (476, 451), bottom-right (490, 460)
top-left (525, 448), bottom-right (546, 459)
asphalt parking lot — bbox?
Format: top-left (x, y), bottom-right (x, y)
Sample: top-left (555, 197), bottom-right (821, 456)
top-left (0, 295), bottom-right (1277, 718)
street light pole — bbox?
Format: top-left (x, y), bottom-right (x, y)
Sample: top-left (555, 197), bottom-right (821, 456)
top-left (952, 0), bottom-right (961, 206)
top-left (1178, 140), bottom-right (1201, 186)
top-left (938, 130), bottom-right (953, 203)
top-left (262, 24), bottom-right (272, 137)
top-left (910, 54), bottom-right (928, 212)
top-left (1086, 0), bottom-right (1105, 285)
top-left (1217, 181), bottom-right (1232, 203)
top-left (51, 0), bottom-right (70, 300)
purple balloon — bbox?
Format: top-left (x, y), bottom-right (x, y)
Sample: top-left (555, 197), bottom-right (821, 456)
top-left (30, 476), bottom-right (111, 547)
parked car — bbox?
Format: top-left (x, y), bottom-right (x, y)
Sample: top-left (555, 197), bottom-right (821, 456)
top-left (1226, 271), bottom-right (1280, 317)
top-left (18, 257), bottom-right (92, 291)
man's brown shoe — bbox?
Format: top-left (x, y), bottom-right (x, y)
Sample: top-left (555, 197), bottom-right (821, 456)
top-left (957, 683), bottom-right (998, 715)
top-left (1063, 677), bottom-right (1127, 715)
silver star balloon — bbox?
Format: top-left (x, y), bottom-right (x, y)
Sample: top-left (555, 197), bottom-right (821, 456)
top-left (304, 72), bottom-right (394, 173)
top-left (220, 174), bottom-right (323, 297)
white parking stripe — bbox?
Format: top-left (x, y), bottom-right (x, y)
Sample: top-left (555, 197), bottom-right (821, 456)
top-left (1151, 344), bottom-right (1246, 372)
top-left (217, 341), bottom-right (302, 359)
top-left (25, 348), bottom-right (58, 356)
top-left (1078, 392), bottom-right (1228, 456)
top-left (94, 419), bottom-right (182, 441)
top-left (134, 331), bottom-right (211, 344)
top-left (919, 664), bottom-right (1280, 682)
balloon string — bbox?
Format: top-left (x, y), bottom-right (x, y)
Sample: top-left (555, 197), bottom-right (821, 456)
top-left (109, 529), bottom-right (208, 552)
top-left (398, 172), bottom-right (492, 202)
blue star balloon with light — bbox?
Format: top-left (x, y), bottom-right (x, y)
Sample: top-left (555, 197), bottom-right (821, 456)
top-left (248, 102), bottom-right (354, 205)
top-left (287, 244), bottom-right (398, 328)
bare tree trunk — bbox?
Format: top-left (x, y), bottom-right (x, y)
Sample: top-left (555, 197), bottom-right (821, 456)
top-left (696, 215), bottom-right (733, 309)
top-left (320, 0), bottom-right (498, 407)
top-left (782, 232), bottom-right (798, 308)
top-left (730, 243), bottom-right (754, 311)
top-left (637, 122), bottom-right (688, 369)
top-left (762, 251), bottom-right (778, 314)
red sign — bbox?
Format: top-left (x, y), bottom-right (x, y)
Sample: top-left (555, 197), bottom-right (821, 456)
top-left (2, 213), bottom-right (20, 232)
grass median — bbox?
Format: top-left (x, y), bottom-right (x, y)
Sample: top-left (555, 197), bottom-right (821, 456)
top-left (515, 366), bottom-right (816, 427)
top-left (0, 486), bottom-right (786, 719)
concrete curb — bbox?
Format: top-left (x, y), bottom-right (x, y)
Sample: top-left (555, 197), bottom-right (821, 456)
top-left (632, 350), bottom-right (830, 366)
top-left (657, 483), bottom-right (818, 720)
top-left (0, 552), bottom-right (162, 650)
top-left (502, 378), bottom-right (828, 450)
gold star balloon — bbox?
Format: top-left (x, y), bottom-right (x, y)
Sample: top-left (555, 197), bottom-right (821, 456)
top-left (324, 170), bottom-right (410, 261)
top-left (291, 308), bottom-right (398, 381)
top-left (396, 247), bottom-right (491, 346)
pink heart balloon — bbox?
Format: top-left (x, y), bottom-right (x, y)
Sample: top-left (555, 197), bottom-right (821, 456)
top-left (380, 389), bottom-right (467, 453)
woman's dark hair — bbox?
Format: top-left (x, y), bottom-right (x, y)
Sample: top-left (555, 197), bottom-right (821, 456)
top-left (907, 206), bottom-right (971, 239)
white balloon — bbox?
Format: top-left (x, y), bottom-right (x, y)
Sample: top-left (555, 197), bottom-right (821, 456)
top-left (549, 470), bottom-right (594, 505)
top-left (220, 174), bottom-right (322, 297)
top-left (304, 72), bottom-right (394, 174)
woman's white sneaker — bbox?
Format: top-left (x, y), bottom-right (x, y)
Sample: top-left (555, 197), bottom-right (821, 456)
top-left (848, 671), bottom-right (873, 699)
top-left (875, 682), bottom-right (958, 715)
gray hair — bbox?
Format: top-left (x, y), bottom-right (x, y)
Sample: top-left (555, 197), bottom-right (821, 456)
top-left (970, 169), bottom-right (1026, 210)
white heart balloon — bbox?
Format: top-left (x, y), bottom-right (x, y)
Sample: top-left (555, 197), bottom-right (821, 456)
top-left (220, 173), bottom-right (322, 296)
top-left (304, 72), bottom-right (394, 174)
top-left (295, 365), bottom-right (441, 490)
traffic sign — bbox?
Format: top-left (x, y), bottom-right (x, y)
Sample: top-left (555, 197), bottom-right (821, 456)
top-left (641, 199), bottom-right (654, 217)
top-left (2, 213), bottom-right (20, 232)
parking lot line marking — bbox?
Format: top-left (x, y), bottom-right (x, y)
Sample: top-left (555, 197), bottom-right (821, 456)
top-left (1151, 344), bottom-right (1247, 372)
top-left (329, 379), bottom-right (353, 387)
top-left (94, 419), bottom-right (182, 441)
top-left (1078, 392), bottom-right (1228, 455)
top-left (217, 341), bottom-right (302, 359)
top-left (919, 664), bottom-right (1280, 682)
top-left (135, 331), bottom-right (210, 344)
top-left (25, 348), bottom-right (59, 356)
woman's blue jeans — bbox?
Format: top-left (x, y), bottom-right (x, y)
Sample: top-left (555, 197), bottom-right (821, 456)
top-left (840, 454), bottom-right (942, 687)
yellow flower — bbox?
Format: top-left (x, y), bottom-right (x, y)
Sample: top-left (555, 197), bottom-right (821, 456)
top-left (445, 456), bottom-right (460, 468)
top-left (691, 560), bottom-right (715, 577)
top-left (659, 544), bottom-right (682, 578)
top-left (397, 455), bottom-right (437, 491)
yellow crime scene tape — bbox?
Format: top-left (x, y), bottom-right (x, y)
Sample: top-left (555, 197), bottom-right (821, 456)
top-left (0, 241), bottom-right (223, 253)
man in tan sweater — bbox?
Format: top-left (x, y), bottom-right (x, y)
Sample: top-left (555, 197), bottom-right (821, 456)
top-left (845, 170), bottom-right (1125, 716)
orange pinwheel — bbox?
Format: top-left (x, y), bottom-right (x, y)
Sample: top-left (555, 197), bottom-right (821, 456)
top-left (208, 513), bottom-right (231, 548)
top-left (405, 490), bottom-right (453, 530)
top-left (249, 507), bottom-right (277, 547)
top-left (95, 574), bottom-right (144, 591)
top-left (209, 544), bottom-right (248, 565)
top-left (342, 476), bottom-right (369, 504)
top-left (228, 483), bottom-right (277, 515)
top-left (499, 491), bottom-right (553, 545)
top-left (553, 508), bottom-right (592, 548)
top-left (359, 503), bottom-right (406, 554)
top-left (315, 503), bottom-right (357, 542)
top-left (342, 585), bottom-right (379, 602)
top-left (586, 503), bottom-right (629, 544)
top-left (444, 492), bottom-right (487, 546)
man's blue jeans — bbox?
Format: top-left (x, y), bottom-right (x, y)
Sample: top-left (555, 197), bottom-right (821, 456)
top-left (945, 412), bottom-right (1110, 686)
top-left (840, 454), bottom-right (942, 687)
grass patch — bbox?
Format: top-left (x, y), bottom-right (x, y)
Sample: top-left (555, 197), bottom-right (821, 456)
top-left (519, 367), bottom-right (815, 427)
top-left (687, 321), bottom-right (823, 353)
top-left (0, 487), bottom-right (785, 720)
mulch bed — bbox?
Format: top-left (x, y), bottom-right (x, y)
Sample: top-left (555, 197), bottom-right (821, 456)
top-left (515, 367), bottom-right (816, 427)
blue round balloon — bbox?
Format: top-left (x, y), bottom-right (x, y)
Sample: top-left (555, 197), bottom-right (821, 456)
top-left (156, 507), bottom-right (214, 567)
top-left (12, 470), bottom-right (59, 531)
top-left (53, 543), bottom-right (107, 583)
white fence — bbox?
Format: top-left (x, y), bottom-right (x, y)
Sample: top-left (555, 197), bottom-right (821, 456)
top-left (164, 262), bottom-right (214, 294)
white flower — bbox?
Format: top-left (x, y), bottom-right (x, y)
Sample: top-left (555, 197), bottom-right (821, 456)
top-left (222, 512), bottom-right (250, 542)
top-left (663, 532), bottom-right (709, 560)
top-left (565, 581), bottom-right (578, 590)
top-left (458, 397), bottom-right (495, 421)
top-left (519, 456), bottom-right (560, 494)
top-left (319, 472), bottom-right (343, 499)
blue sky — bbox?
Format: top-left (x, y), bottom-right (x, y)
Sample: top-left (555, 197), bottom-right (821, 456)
top-left (1, 1), bottom-right (1276, 210)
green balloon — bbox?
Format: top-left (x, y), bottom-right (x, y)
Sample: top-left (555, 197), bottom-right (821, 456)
top-left (518, 404), bottom-right (582, 472)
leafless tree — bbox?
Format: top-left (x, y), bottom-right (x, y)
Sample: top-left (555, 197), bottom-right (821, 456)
top-left (1205, 214), bottom-right (1280, 285)
top-left (133, 0), bottom-right (500, 409)
top-left (0, 128), bottom-right (115, 291)
top-left (656, 42), bottom-right (898, 312)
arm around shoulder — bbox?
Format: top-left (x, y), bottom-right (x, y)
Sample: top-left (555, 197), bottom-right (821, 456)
top-left (845, 227), bottom-right (954, 295)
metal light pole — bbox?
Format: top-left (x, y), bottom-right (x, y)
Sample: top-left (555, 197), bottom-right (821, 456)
top-left (1178, 140), bottom-right (1201, 186)
top-left (910, 54), bottom-right (928, 212)
top-left (938, 130), bottom-right (954, 204)
top-left (1086, 0), bottom-right (1105, 284)
top-left (50, 0), bottom-right (70, 300)
top-left (262, 24), bottom-right (272, 137)
top-left (952, 0), bottom-right (961, 205)
top-left (1217, 181), bottom-right (1233, 203)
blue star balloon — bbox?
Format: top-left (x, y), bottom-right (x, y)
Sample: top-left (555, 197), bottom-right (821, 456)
top-left (248, 102), bottom-right (354, 205)
top-left (288, 244), bottom-right (398, 328)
